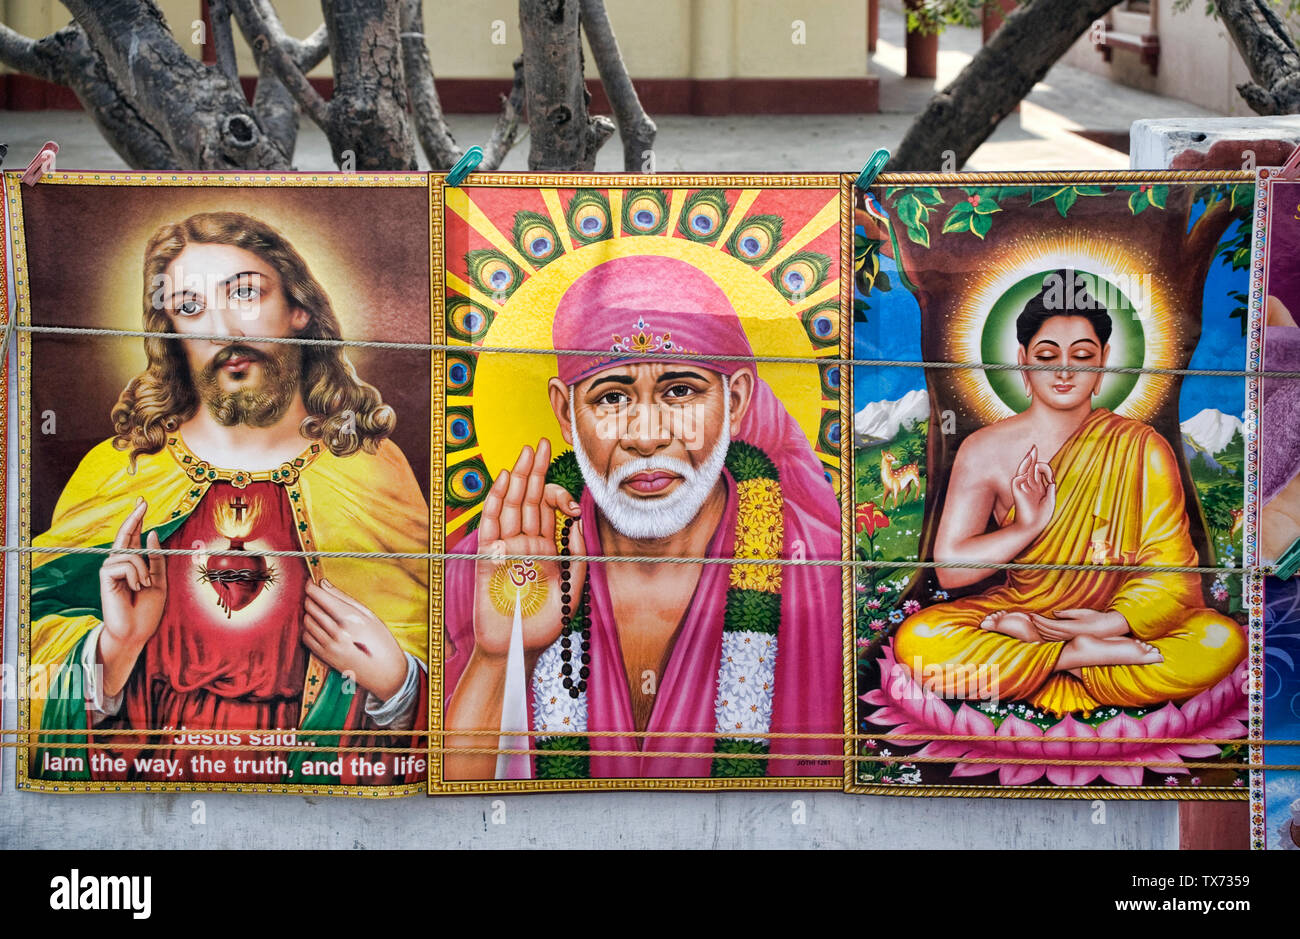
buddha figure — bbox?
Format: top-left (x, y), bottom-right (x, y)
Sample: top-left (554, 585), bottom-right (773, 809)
top-left (894, 271), bottom-right (1246, 716)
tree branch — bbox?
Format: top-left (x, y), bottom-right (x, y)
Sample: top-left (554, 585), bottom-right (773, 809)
top-left (1216, 0), bottom-right (1300, 114)
top-left (520, 0), bottom-right (614, 172)
top-left (400, 0), bottom-right (462, 170)
top-left (480, 55), bottom-right (527, 172)
top-left (208, 0), bottom-right (240, 84)
top-left (578, 0), bottom-right (655, 172)
top-left (891, 0), bottom-right (1124, 170)
top-left (0, 19), bottom-right (178, 169)
top-left (227, 0), bottom-right (330, 129)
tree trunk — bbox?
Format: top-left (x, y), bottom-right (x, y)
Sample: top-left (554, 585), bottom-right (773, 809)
top-left (401, 0), bottom-right (462, 170)
top-left (62, 0), bottom-right (291, 169)
top-left (1216, 0), bottom-right (1300, 114)
top-left (519, 0), bottom-right (614, 172)
top-left (891, 0), bottom-right (1124, 171)
top-left (579, 0), bottom-right (656, 172)
top-left (322, 0), bottom-right (417, 170)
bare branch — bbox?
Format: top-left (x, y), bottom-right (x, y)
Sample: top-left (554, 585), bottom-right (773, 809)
top-left (208, 0), bottom-right (240, 84)
top-left (296, 24), bottom-right (330, 71)
top-left (480, 55), bottom-right (527, 172)
top-left (1216, 0), bottom-right (1300, 114)
top-left (227, 0), bottom-right (330, 128)
top-left (891, 0), bottom-right (1124, 170)
top-left (579, 0), bottom-right (655, 172)
top-left (400, 0), bottom-right (462, 170)
top-left (0, 21), bottom-right (55, 79)
top-left (0, 20), bottom-right (178, 169)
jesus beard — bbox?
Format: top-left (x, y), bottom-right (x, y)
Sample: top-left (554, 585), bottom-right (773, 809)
top-left (194, 343), bottom-right (302, 428)
top-left (569, 379), bottom-right (731, 541)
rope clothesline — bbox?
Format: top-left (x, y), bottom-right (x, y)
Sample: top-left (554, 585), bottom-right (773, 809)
top-left (2, 739), bottom-right (1292, 772)
top-left (5, 727), bottom-right (1294, 746)
top-left (9, 323), bottom-right (1292, 380)
top-left (4, 542), bottom-right (1266, 575)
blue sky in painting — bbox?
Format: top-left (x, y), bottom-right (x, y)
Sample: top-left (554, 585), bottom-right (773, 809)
top-left (852, 216), bottom-right (1250, 423)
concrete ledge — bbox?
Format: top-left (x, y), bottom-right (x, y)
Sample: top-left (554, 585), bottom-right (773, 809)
top-left (1131, 116), bottom-right (1300, 170)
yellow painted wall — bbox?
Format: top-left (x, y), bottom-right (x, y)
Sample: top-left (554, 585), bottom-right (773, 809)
top-left (1, 0), bottom-right (868, 79)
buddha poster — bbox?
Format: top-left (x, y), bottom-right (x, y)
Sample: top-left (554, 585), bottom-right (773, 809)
top-left (11, 173), bottom-right (432, 796)
top-left (432, 175), bottom-right (853, 792)
top-left (851, 173), bottom-right (1253, 797)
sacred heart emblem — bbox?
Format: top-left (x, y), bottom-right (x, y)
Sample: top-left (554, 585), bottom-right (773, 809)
top-left (198, 495), bottom-right (275, 618)
top-left (202, 539), bottom-right (273, 617)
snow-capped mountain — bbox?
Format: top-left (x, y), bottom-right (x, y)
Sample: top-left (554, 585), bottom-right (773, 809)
top-left (1180, 408), bottom-right (1243, 457)
top-left (854, 389), bottom-right (929, 447)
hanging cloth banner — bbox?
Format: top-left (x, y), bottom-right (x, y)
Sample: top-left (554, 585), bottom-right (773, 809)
top-left (1247, 165), bottom-right (1300, 849)
top-left (1, 169), bottom-right (1270, 799)
top-left (849, 172), bottom-right (1255, 800)
top-left (8, 172), bottom-right (434, 797)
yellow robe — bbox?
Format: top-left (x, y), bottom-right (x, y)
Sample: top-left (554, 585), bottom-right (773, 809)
top-left (28, 433), bottom-right (429, 732)
top-left (894, 408), bottom-right (1246, 716)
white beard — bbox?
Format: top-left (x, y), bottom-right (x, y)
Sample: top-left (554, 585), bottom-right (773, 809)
top-left (569, 381), bottom-right (731, 541)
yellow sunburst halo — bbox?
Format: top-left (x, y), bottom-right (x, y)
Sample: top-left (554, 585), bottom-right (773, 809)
top-left (488, 561), bottom-right (549, 617)
top-left (457, 217), bottom-right (837, 500)
top-left (945, 232), bottom-right (1180, 425)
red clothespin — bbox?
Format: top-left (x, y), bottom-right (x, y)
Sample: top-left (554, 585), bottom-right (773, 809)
top-left (21, 141), bottom-right (58, 186)
top-left (1278, 143), bottom-right (1300, 180)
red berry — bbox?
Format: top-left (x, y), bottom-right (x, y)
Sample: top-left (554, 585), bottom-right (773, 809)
top-left (969, 194), bottom-right (980, 206)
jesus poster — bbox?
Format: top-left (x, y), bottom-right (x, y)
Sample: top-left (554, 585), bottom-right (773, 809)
top-left (851, 173), bottom-right (1254, 798)
top-left (11, 172), bottom-right (433, 796)
top-left (432, 175), bottom-right (853, 792)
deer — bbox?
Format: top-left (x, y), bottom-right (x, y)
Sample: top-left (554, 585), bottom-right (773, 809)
top-left (880, 451), bottom-right (920, 509)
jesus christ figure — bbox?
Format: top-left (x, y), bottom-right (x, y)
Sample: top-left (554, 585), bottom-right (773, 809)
top-left (30, 211), bottom-right (429, 787)
top-left (443, 255), bottom-right (844, 780)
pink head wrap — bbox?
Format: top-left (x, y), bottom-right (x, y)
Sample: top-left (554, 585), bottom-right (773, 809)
top-left (552, 255), bottom-right (753, 385)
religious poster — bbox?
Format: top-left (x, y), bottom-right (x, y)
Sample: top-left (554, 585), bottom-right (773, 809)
top-left (1246, 167), bottom-right (1300, 847)
top-left (432, 174), bottom-right (853, 792)
top-left (11, 172), bottom-right (433, 795)
top-left (850, 172), bottom-right (1254, 798)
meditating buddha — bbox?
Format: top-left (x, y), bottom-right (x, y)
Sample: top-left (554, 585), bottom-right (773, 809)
top-left (894, 271), bottom-right (1246, 716)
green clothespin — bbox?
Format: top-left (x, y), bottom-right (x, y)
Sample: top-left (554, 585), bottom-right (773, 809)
top-left (446, 146), bottom-right (483, 187)
top-left (856, 148), bottom-right (891, 191)
top-left (1275, 535), bottom-right (1300, 579)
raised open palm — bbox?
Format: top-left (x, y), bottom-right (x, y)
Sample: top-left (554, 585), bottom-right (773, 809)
top-left (473, 437), bottom-right (587, 658)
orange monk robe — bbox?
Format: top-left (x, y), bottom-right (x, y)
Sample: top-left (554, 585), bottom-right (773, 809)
top-left (894, 408), bottom-right (1246, 716)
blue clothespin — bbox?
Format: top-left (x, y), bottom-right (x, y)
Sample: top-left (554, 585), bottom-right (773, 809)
top-left (1275, 535), bottom-right (1300, 580)
top-left (856, 148), bottom-right (891, 191)
top-left (447, 145), bottom-right (483, 187)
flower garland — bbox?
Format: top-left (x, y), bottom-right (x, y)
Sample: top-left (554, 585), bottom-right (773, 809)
top-left (531, 442), bottom-right (784, 779)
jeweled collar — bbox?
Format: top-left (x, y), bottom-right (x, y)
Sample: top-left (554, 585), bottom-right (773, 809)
top-left (165, 433), bottom-right (323, 489)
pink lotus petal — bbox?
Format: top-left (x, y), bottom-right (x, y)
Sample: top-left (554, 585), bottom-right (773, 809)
top-left (867, 707), bottom-right (903, 725)
top-left (993, 714), bottom-right (1045, 757)
top-left (1171, 742), bottom-right (1222, 759)
top-left (951, 703), bottom-right (997, 740)
top-left (1143, 702), bottom-right (1187, 741)
top-left (999, 761), bottom-right (1048, 786)
top-left (1197, 718), bottom-right (1247, 740)
top-left (914, 739), bottom-right (975, 761)
top-left (1096, 712), bottom-right (1146, 761)
top-left (861, 691), bottom-right (885, 706)
top-left (921, 693), bottom-right (956, 734)
top-left (950, 761), bottom-right (998, 778)
top-left (1099, 763), bottom-right (1145, 786)
top-left (1044, 714), bottom-right (1102, 786)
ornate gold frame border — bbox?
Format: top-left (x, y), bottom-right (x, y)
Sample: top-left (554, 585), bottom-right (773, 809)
top-left (8, 170), bottom-right (428, 797)
top-left (844, 169), bottom-right (1255, 801)
top-left (426, 172), bottom-right (851, 795)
